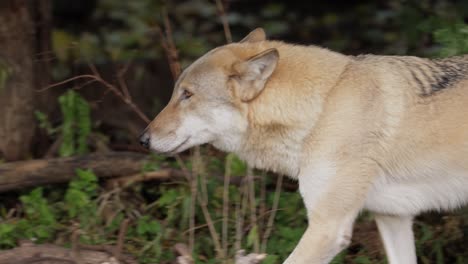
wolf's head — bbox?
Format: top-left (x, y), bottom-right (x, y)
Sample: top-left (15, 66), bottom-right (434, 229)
top-left (139, 28), bottom-right (279, 154)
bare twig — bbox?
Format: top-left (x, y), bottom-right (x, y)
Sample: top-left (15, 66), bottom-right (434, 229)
top-left (155, 8), bottom-right (182, 80)
top-left (174, 154), bottom-right (193, 182)
top-left (74, 78), bottom-right (98, 91)
top-left (198, 154), bottom-right (209, 205)
top-left (116, 62), bottom-right (132, 100)
top-left (194, 148), bottom-right (224, 259)
top-left (234, 195), bottom-right (241, 252)
top-left (116, 75), bottom-right (131, 101)
top-left (189, 175), bottom-right (197, 252)
top-left (247, 167), bottom-right (260, 253)
top-left (41, 71), bottom-right (150, 124)
top-left (215, 0), bottom-right (233, 43)
top-left (71, 229), bottom-right (84, 264)
top-left (114, 218), bottom-right (130, 261)
top-left (235, 178), bottom-right (249, 252)
top-left (189, 149), bottom-right (200, 253)
top-left (44, 135), bottom-right (63, 158)
top-left (6, 208), bottom-right (16, 219)
top-left (198, 193), bottom-right (224, 258)
top-left (222, 154), bottom-right (232, 260)
top-left (259, 172), bottom-right (267, 239)
top-left (260, 174), bottom-right (283, 253)
top-left (106, 169), bottom-right (185, 188)
top-left (39, 74), bottom-right (97, 91)
top-left (175, 153), bottom-right (223, 258)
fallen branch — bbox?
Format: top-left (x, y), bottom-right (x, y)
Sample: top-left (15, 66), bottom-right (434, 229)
top-left (105, 169), bottom-right (185, 188)
top-left (0, 151), bottom-right (292, 193)
top-left (0, 241), bottom-right (137, 264)
top-left (0, 152), bottom-right (154, 192)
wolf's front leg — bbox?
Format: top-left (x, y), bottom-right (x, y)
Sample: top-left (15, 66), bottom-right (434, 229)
top-left (283, 215), bottom-right (356, 264)
top-left (283, 160), bottom-right (376, 264)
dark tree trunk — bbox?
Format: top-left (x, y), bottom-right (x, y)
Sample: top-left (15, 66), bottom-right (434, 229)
top-left (0, 0), bottom-right (53, 161)
top-left (30, 0), bottom-right (55, 157)
top-left (0, 0), bottom-right (36, 161)
top-left (31, 0), bottom-right (53, 110)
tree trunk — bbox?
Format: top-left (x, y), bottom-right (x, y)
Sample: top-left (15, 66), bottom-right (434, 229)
top-left (0, 0), bottom-right (36, 161)
top-left (30, 0), bottom-right (55, 157)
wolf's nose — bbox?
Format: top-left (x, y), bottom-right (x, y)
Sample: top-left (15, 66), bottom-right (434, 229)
top-left (139, 132), bottom-right (150, 149)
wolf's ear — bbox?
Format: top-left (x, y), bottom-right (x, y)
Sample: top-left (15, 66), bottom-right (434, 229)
top-left (240, 28), bottom-right (266, 43)
top-left (232, 48), bottom-right (279, 101)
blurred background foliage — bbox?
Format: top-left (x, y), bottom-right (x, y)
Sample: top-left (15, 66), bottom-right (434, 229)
top-left (1, 0), bottom-right (468, 263)
top-left (51, 0), bottom-right (468, 63)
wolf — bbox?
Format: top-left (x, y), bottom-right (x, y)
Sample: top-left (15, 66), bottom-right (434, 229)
top-left (139, 28), bottom-right (468, 263)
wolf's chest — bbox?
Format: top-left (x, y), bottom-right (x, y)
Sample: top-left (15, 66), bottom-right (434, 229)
top-left (240, 148), bottom-right (301, 177)
top-left (239, 129), bottom-right (308, 177)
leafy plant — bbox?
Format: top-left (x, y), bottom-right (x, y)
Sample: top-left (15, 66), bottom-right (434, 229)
top-left (58, 90), bottom-right (91, 157)
top-left (433, 23), bottom-right (468, 57)
top-left (17, 188), bottom-right (57, 242)
top-left (65, 169), bottom-right (98, 219)
top-left (0, 223), bottom-right (16, 248)
top-left (226, 153), bottom-right (247, 176)
top-left (35, 110), bottom-right (57, 135)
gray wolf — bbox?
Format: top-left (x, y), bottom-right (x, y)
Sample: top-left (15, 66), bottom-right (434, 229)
top-left (140, 28), bottom-right (468, 263)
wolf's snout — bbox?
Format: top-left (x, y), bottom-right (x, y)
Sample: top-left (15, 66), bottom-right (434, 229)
top-left (139, 130), bottom-right (150, 149)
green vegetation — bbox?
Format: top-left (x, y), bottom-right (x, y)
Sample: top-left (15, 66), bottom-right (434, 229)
top-left (433, 23), bottom-right (468, 57)
top-left (0, 154), bottom-right (304, 263)
top-left (59, 90), bottom-right (92, 157)
top-left (35, 90), bottom-right (92, 157)
top-left (3, 148), bottom-right (467, 263)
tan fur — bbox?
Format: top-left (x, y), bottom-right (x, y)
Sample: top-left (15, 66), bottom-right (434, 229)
top-left (140, 28), bottom-right (468, 263)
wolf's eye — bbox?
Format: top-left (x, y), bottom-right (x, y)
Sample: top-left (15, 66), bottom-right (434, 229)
top-left (181, 89), bottom-right (193, 100)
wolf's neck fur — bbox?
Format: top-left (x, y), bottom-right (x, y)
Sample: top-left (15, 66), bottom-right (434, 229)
top-left (233, 43), bottom-right (351, 177)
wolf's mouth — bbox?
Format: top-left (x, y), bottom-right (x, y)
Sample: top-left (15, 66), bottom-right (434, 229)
top-left (167, 136), bottom-right (191, 154)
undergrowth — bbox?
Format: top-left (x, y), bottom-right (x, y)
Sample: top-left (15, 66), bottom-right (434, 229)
top-left (2, 154), bottom-right (468, 263)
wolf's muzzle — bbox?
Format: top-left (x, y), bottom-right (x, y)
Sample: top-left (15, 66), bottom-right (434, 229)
top-left (139, 128), bottom-right (150, 149)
